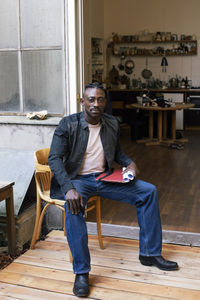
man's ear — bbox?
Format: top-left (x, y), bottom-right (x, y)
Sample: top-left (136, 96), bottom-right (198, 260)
top-left (80, 98), bottom-right (84, 106)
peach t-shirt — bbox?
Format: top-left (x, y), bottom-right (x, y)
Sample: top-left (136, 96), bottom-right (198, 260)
top-left (78, 122), bottom-right (105, 175)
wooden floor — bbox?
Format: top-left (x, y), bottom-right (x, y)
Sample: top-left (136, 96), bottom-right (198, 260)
top-left (87, 129), bottom-right (200, 233)
top-left (0, 230), bottom-right (200, 299)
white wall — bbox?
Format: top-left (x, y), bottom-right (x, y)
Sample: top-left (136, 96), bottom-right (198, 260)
top-left (104, 0), bottom-right (200, 37)
top-left (103, 0), bottom-right (200, 86)
top-left (90, 0), bottom-right (104, 38)
top-left (0, 116), bottom-right (60, 150)
top-left (83, 0), bottom-right (104, 85)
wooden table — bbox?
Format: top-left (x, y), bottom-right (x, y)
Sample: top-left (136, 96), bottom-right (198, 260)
top-left (0, 181), bottom-right (16, 256)
top-left (126, 103), bottom-right (194, 146)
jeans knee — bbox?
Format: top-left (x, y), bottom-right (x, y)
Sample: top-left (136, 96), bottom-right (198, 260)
top-left (141, 183), bottom-right (158, 207)
top-left (148, 184), bottom-right (158, 201)
top-left (150, 183), bottom-right (157, 194)
top-left (143, 182), bottom-right (157, 196)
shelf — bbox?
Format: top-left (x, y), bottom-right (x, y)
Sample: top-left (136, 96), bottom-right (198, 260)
top-left (112, 40), bottom-right (197, 44)
top-left (91, 37), bottom-right (104, 83)
top-left (111, 40), bottom-right (197, 57)
top-left (92, 52), bottom-right (103, 55)
top-left (112, 53), bottom-right (197, 57)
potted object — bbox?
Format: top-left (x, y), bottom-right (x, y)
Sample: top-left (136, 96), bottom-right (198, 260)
top-left (119, 74), bottom-right (130, 89)
top-left (109, 65), bottom-right (119, 87)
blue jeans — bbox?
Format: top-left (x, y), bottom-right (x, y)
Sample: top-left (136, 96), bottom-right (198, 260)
top-left (64, 173), bottom-right (162, 274)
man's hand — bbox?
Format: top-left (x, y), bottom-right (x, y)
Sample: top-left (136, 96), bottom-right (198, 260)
top-left (65, 189), bottom-right (83, 214)
top-left (123, 162), bottom-right (139, 178)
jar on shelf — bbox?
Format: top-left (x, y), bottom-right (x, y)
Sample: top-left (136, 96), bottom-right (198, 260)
top-left (112, 33), bottom-right (119, 43)
top-left (166, 32), bottom-right (171, 41)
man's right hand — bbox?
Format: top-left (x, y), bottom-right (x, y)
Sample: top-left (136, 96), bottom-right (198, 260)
top-left (65, 189), bottom-right (83, 215)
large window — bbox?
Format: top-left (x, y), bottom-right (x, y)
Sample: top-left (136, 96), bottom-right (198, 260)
top-left (0, 0), bottom-right (67, 115)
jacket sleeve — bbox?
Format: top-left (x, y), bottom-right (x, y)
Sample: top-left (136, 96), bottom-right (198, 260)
top-left (114, 124), bottom-right (133, 167)
top-left (48, 118), bottom-right (74, 195)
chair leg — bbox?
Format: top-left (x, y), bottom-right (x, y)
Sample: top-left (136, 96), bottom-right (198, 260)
top-left (63, 210), bottom-right (66, 236)
top-left (36, 203), bottom-right (52, 241)
top-left (30, 192), bottom-right (41, 249)
top-left (95, 196), bottom-right (104, 249)
top-left (69, 249), bottom-right (73, 263)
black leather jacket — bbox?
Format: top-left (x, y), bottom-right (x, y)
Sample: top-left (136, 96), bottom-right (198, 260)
top-left (48, 111), bottom-right (133, 199)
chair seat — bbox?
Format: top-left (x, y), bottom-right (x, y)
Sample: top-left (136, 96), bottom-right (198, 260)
top-left (41, 190), bottom-right (65, 206)
top-left (41, 190), bottom-right (98, 209)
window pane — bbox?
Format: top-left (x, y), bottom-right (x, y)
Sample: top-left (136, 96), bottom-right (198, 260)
top-left (20, 0), bottom-right (63, 48)
top-left (0, 0), bottom-right (18, 48)
top-left (0, 52), bottom-right (19, 112)
top-left (22, 50), bottom-right (64, 114)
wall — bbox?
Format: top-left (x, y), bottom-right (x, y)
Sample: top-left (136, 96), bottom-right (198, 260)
top-left (0, 116), bottom-right (61, 150)
top-left (0, 116), bottom-right (63, 240)
top-left (104, 0), bottom-right (200, 36)
top-left (83, 0), bottom-right (104, 85)
top-left (104, 0), bottom-right (200, 86)
top-left (90, 0), bottom-right (104, 38)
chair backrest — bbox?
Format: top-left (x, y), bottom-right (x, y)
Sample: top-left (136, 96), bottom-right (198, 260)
top-left (34, 148), bottom-right (51, 192)
top-left (34, 148), bottom-right (50, 170)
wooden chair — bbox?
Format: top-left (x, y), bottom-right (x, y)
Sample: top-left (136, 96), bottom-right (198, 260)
top-left (30, 148), bottom-right (104, 261)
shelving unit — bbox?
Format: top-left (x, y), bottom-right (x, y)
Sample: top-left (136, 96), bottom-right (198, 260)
top-left (91, 37), bottom-right (104, 83)
top-left (111, 40), bottom-right (197, 57)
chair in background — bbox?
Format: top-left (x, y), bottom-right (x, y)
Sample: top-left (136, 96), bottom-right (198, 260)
top-left (30, 148), bottom-right (104, 261)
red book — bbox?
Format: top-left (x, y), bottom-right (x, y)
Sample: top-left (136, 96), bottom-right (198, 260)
top-left (96, 169), bottom-right (125, 183)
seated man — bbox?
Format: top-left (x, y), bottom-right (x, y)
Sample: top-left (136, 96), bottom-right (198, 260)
top-left (48, 82), bottom-right (178, 297)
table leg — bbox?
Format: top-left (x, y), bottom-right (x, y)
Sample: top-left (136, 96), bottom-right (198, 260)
top-left (137, 110), bottom-right (154, 144)
top-left (145, 110), bottom-right (160, 146)
top-left (163, 111), bottom-right (167, 139)
top-left (149, 110), bottom-right (153, 140)
top-left (5, 187), bottom-right (16, 257)
top-left (157, 111), bottom-right (162, 142)
top-left (161, 110), bottom-right (189, 146)
top-left (171, 111), bottom-right (176, 140)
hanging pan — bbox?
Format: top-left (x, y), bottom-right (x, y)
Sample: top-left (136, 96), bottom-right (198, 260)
top-left (118, 55), bottom-right (125, 70)
top-left (124, 59), bottom-right (135, 74)
top-left (141, 57), bottom-right (152, 79)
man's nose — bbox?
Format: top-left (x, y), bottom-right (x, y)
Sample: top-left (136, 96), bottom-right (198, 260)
top-left (93, 99), bottom-right (100, 106)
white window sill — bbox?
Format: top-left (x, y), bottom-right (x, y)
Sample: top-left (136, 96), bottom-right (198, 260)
top-left (0, 115), bottom-right (62, 126)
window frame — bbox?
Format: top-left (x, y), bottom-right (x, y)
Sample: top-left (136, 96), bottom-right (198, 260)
top-left (0, 0), bottom-right (81, 117)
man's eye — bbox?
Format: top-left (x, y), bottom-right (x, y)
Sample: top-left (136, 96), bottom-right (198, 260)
top-left (87, 97), bottom-right (105, 103)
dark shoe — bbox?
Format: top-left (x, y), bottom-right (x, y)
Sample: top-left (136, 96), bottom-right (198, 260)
top-left (139, 255), bottom-right (179, 271)
top-left (73, 273), bottom-right (89, 297)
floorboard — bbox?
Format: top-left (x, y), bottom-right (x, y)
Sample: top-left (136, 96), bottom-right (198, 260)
top-left (0, 230), bottom-right (200, 299)
top-left (86, 130), bottom-right (200, 234)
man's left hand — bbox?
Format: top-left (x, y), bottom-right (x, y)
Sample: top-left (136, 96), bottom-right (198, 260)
top-left (123, 162), bottom-right (139, 178)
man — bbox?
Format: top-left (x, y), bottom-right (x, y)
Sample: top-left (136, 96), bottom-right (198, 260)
top-left (48, 82), bottom-right (178, 297)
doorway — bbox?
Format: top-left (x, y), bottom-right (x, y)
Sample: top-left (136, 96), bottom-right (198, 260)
top-left (82, 0), bottom-right (200, 244)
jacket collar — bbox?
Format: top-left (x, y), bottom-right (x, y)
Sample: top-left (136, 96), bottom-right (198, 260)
top-left (80, 112), bottom-right (88, 129)
top-left (80, 111), bottom-right (106, 129)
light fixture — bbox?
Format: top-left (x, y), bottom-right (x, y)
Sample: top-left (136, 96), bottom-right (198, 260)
top-left (161, 56), bottom-right (168, 72)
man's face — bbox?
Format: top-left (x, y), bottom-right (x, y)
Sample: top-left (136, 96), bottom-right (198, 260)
top-left (81, 87), bottom-right (107, 124)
